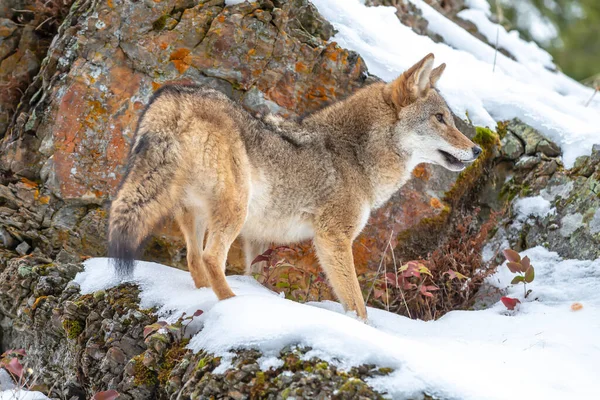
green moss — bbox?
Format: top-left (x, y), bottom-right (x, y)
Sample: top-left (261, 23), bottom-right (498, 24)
top-left (32, 263), bottom-right (54, 276)
top-left (496, 120), bottom-right (509, 139)
top-left (152, 14), bottom-right (169, 31)
top-left (281, 387), bottom-right (291, 400)
top-left (315, 361), bottom-right (328, 370)
top-left (378, 367), bottom-right (393, 374)
top-left (62, 319), bottom-right (84, 339)
top-left (473, 126), bottom-right (498, 147)
top-left (337, 378), bottom-right (375, 397)
top-left (132, 354), bottom-right (158, 386)
top-left (157, 338), bottom-right (190, 385)
top-left (500, 179), bottom-right (531, 202)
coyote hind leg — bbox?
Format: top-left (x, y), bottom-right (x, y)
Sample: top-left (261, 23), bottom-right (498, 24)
top-left (176, 207), bottom-right (209, 288)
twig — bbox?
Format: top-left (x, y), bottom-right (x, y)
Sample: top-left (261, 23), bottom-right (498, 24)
top-left (35, 16), bottom-right (54, 31)
top-left (389, 233), bottom-right (411, 319)
top-left (493, 1), bottom-right (504, 73)
top-left (493, 26), bottom-right (499, 73)
top-left (584, 88), bottom-right (598, 107)
top-left (365, 230), bottom-right (394, 306)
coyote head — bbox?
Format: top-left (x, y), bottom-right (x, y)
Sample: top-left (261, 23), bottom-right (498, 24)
top-left (384, 53), bottom-right (481, 171)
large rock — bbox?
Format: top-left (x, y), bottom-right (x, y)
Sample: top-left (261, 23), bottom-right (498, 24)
top-left (485, 121), bottom-right (600, 261)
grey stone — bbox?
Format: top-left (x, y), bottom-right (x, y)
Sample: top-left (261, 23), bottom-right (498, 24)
top-left (15, 241), bottom-right (30, 255)
top-left (508, 118), bottom-right (561, 157)
top-left (0, 227), bottom-right (17, 249)
top-left (501, 132), bottom-right (525, 160)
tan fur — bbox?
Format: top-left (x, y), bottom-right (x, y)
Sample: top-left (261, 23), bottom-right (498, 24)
top-left (108, 54), bottom-right (480, 320)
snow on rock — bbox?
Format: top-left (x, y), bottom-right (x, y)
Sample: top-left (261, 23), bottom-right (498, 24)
top-left (311, 0), bottom-right (599, 167)
top-left (513, 195), bottom-right (555, 221)
top-left (74, 256), bottom-right (600, 399)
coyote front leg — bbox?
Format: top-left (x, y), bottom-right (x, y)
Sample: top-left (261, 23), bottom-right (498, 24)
top-left (313, 232), bottom-right (367, 320)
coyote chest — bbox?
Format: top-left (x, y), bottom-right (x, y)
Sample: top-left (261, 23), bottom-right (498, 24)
top-left (240, 175), bottom-right (315, 244)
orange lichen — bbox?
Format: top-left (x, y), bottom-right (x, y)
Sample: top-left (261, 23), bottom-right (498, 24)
top-left (412, 165), bottom-right (430, 180)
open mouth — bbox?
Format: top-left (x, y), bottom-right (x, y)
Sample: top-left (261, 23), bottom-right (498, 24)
top-left (438, 150), bottom-right (466, 168)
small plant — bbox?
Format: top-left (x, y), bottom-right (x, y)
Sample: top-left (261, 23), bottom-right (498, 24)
top-left (143, 309), bottom-right (204, 341)
top-left (500, 249), bottom-right (535, 310)
top-left (503, 249), bottom-right (535, 296)
top-left (365, 209), bottom-right (500, 320)
top-left (252, 247), bottom-right (334, 303)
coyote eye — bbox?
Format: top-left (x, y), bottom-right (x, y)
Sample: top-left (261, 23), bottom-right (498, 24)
top-left (435, 113), bottom-right (445, 124)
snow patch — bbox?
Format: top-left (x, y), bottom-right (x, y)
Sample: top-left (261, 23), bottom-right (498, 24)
top-left (74, 256), bottom-right (600, 400)
top-left (514, 195), bottom-right (555, 221)
top-left (0, 391), bottom-right (50, 400)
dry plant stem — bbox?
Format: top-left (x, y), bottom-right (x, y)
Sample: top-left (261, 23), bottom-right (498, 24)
top-left (365, 231), bottom-right (394, 306)
top-left (584, 88), bottom-right (597, 107)
top-left (389, 234), bottom-right (411, 319)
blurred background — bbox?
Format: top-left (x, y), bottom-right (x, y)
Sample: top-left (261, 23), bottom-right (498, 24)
top-left (492, 0), bottom-right (599, 84)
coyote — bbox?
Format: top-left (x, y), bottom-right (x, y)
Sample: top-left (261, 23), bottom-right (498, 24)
top-left (108, 53), bottom-right (480, 320)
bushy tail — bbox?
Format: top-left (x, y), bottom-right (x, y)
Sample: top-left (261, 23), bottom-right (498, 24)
top-left (108, 133), bottom-right (180, 277)
top-left (108, 208), bottom-right (141, 277)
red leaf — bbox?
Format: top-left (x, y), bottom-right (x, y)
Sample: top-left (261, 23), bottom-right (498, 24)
top-left (5, 358), bottom-right (24, 378)
top-left (384, 273), bottom-right (400, 288)
top-left (193, 310), bottom-right (204, 317)
top-left (501, 297), bottom-right (521, 310)
top-left (419, 285), bottom-right (437, 297)
top-left (503, 249), bottom-right (521, 263)
top-left (143, 321), bottom-right (167, 339)
top-left (520, 256), bottom-right (531, 272)
top-left (1, 349), bottom-right (25, 357)
top-left (92, 390), bottom-right (120, 400)
top-left (524, 266), bottom-right (535, 283)
top-left (506, 262), bottom-right (521, 273)
top-left (251, 255), bottom-right (270, 264)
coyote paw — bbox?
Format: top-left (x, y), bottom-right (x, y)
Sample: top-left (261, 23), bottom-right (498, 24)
top-left (191, 273), bottom-right (210, 289)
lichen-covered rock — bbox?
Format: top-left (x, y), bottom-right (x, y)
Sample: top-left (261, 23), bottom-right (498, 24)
top-left (507, 119), bottom-right (561, 157)
top-left (486, 122), bottom-right (600, 262)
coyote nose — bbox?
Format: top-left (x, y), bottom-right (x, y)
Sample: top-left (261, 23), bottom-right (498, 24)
top-left (472, 145), bottom-right (482, 158)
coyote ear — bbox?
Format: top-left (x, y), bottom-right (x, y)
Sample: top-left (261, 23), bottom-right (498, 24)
top-left (430, 63), bottom-right (446, 87)
top-left (384, 53), bottom-right (435, 110)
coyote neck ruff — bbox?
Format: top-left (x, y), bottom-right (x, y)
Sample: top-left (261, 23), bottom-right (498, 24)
top-left (108, 53), bottom-right (481, 320)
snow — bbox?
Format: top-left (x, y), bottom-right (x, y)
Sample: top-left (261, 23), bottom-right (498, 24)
top-left (498, 0), bottom-right (559, 45)
top-left (458, 8), bottom-right (554, 68)
top-left (513, 195), bottom-right (555, 220)
top-left (0, 391), bottom-right (50, 400)
top-left (310, 0), bottom-right (599, 167)
top-left (74, 255), bottom-right (600, 400)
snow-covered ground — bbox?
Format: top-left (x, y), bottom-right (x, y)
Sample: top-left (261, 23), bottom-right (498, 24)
top-left (312, 0), bottom-right (599, 168)
top-left (74, 249), bottom-right (600, 400)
